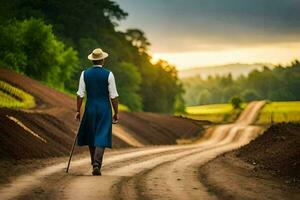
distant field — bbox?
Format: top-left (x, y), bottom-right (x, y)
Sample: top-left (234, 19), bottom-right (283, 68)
top-left (0, 80), bottom-right (35, 109)
top-left (185, 103), bottom-right (245, 123)
top-left (257, 101), bottom-right (300, 124)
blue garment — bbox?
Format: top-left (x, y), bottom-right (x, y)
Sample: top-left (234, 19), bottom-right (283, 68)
top-left (77, 66), bottom-right (112, 148)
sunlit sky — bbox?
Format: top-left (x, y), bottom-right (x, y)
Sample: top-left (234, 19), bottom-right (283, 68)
top-left (115, 0), bottom-right (300, 70)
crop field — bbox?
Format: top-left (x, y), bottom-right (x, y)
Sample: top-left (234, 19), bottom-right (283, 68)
top-left (185, 103), bottom-right (245, 123)
top-left (0, 80), bottom-right (35, 109)
top-left (256, 101), bottom-right (300, 124)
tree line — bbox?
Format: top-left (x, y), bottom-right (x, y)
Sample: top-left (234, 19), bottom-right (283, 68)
top-left (183, 61), bottom-right (300, 106)
top-left (0, 0), bottom-right (184, 113)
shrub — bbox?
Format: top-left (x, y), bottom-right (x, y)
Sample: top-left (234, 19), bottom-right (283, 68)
top-left (0, 18), bottom-right (79, 89)
top-left (230, 96), bottom-right (242, 109)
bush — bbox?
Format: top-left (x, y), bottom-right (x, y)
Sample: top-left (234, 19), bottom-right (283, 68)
top-left (230, 96), bottom-right (242, 109)
top-left (0, 18), bottom-right (79, 89)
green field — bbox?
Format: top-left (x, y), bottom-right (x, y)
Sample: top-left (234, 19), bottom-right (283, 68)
top-left (185, 103), bottom-right (245, 123)
top-left (0, 80), bottom-right (35, 109)
top-left (256, 101), bottom-right (300, 124)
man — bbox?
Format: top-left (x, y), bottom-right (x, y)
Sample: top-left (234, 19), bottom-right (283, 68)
top-left (75, 48), bottom-right (119, 176)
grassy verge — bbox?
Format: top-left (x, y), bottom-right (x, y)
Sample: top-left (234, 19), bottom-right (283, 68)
top-left (0, 80), bottom-right (35, 109)
top-left (185, 103), bottom-right (246, 123)
top-left (256, 101), bottom-right (300, 124)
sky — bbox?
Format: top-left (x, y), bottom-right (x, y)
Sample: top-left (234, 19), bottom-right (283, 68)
top-left (114, 0), bottom-right (300, 70)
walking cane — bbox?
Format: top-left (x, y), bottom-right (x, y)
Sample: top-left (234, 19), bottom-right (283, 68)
top-left (66, 118), bottom-right (118, 173)
top-left (66, 123), bottom-right (79, 173)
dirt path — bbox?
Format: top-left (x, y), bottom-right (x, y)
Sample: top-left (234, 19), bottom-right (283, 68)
top-left (0, 101), bottom-right (266, 200)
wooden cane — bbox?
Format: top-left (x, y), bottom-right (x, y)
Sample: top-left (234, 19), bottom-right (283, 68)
top-left (66, 118), bottom-right (118, 173)
top-left (66, 125), bottom-right (79, 173)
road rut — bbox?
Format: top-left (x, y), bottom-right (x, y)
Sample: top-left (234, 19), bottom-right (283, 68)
top-left (0, 101), bottom-right (265, 200)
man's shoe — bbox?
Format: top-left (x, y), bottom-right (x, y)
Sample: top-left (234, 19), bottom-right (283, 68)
top-left (92, 165), bottom-right (101, 176)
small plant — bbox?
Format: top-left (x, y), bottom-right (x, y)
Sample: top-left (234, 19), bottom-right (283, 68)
top-left (0, 80), bottom-right (35, 109)
top-left (230, 96), bottom-right (242, 109)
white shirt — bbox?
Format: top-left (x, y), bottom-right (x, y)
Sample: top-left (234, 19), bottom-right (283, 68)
top-left (76, 65), bottom-right (119, 99)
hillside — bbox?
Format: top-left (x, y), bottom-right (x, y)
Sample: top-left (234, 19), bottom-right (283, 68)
top-left (178, 63), bottom-right (274, 79)
top-left (0, 68), bottom-right (204, 160)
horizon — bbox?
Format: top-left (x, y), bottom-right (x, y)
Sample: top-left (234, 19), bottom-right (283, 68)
top-left (177, 62), bottom-right (274, 72)
top-left (115, 0), bottom-right (300, 70)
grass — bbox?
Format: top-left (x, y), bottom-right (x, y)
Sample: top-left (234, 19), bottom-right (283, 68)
top-left (256, 101), bottom-right (300, 124)
top-left (119, 104), bottom-right (129, 112)
top-left (185, 103), bottom-right (246, 123)
top-left (0, 80), bottom-right (35, 109)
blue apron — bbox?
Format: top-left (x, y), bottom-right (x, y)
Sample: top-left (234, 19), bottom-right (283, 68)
top-left (77, 66), bottom-right (112, 148)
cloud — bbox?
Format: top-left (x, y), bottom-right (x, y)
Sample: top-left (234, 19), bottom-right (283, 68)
top-left (152, 42), bottom-right (300, 69)
top-left (115, 0), bottom-right (300, 52)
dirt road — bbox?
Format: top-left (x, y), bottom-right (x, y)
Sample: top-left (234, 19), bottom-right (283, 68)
top-left (0, 101), bottom-right (266, 200)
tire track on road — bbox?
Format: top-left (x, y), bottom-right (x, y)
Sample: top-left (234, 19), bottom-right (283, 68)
top-left (112, 101), bottom-right (265, 200)
top-left (128, 126), bottom-right (261, 200)
top-left (0, 101), bottom-right (266, 200)
top-left (0, 144), bottom-right (205, 200)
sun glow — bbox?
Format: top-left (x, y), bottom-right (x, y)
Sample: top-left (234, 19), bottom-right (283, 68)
top-left (151, 43), bottom-right (300, 70)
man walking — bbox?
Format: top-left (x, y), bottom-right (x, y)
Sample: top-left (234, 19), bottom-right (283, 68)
top-left (75, 48), bottom-right (119, 176)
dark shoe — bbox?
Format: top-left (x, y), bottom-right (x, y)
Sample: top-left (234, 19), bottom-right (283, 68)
top-left (92, 165), bottom-right (101, 176)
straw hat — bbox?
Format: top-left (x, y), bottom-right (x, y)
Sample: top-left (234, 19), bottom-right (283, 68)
top-left (88, 48), bottom-right (109, 60)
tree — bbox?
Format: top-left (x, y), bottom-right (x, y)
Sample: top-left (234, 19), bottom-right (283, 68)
top-left (0, 18), bottom-right (79, 89)
top-left (125, 29), bottom-right (151, 54)
top-left (230, 96), bottom-right (242, 109)
top-left (182, 61), bottom-right (300, 106)
top-left (242, 89), bottom-right (260, 102)
top-left (113, 62), bottom-right (142, 111)
top-left (0, 1), bottom-right (185, 113)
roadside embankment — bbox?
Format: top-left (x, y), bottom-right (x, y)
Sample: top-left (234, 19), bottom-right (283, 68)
top-left (0, 68), bottom-right (204, 160)
top-left (198, 122), bottom-right (300, 200)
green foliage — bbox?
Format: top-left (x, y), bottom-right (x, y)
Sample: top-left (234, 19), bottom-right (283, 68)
top-left (230, 96), bottom-right (242, 109)
top-left (139, 60), bottom-right (182, 113)
top-left (241, 89), bottom-right (260, 101)
top-left (0, 0), bottom-right (183, 113)
top-left (257, 101), bottom-right (300, 124)
top-left (0, 80), bottom-right (35, 109)
top-left (0, 18), bottom-right (79, 89)
top-left (113, 62), bottom-right (142, 111)
top-left (125, 29), bottom-right (151, 53)
top-left (183, 61), bottom-right (300, 106)
top-left (174, 90), bottom-right (186, 114)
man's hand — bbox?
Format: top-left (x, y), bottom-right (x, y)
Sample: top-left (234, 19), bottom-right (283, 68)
top-left (111, 97), bottom-right (119, 124)
top-left (113, 113), bottom-right (119, 124)
top-left (75, 111), bottom-right (81, 121)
